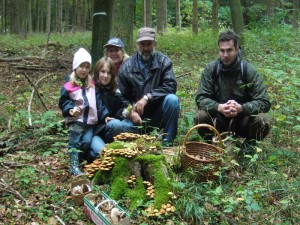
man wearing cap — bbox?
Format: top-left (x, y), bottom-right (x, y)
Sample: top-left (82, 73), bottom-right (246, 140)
top-left (103, 38), bottom-right (129, 73)
top-left (118, 27), bottom-right (180, 146)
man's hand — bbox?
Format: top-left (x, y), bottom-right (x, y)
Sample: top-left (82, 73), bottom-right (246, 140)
top-left (129, 111), bottom-right (142, 125)
top-left (134, 98), bottom-right (148, 116)
top-left (218, 100), bottom-right (242, 118)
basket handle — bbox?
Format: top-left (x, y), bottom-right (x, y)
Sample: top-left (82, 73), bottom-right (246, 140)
top-left (95, 199), bottom-right (117, 211)
top-left (72, 174), bottom-right (89, 183)
top-left (184, 124), bottom-right (224, 148)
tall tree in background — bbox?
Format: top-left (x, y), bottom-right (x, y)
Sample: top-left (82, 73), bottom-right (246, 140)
top-left (91, 0), bottom-right (114, 63)
top-left (192, 0), bottom-right (198, 35)
top-left (157, 0), bottom-right (167, 34)
top-left (76, 0), bottom-right (82, 31)
top-left (229, 0), bottom-right (245, 47)
top-left (212, 0), bottom-right (219, 31)
top-left (175, 0), bottom-right (181, 30)
top-left (293, 0), bottom-right (299, 32)
top-left (72, 0), bottom-right (76, 31)
top-left (46, 0), bottom-right (51, 33)
top-left (112, 0), bottom-right (135, 54)
top-left (2, 0), bottom-right (7, 34)
top-left (57, 0), bottom-right (63, 33)
top-left (143, 0), bottom-right (152, 27)
top-left (65, 0), bottom-right (69, 32)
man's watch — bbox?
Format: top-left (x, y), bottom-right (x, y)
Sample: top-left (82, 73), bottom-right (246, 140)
top-left (143, 95), bottom-right (149, 101)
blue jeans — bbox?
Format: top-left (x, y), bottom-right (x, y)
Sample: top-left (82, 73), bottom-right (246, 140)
top-left (68, 123), bottom-right (94, 157)
top-left (143, 94), bottom-right (180, 144)
top-left (90, 119), bottom-right (136, 157)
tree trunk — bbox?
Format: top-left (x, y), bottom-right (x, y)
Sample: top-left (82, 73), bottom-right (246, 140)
top-left (77, 0), bottom-right (82, 31)
top-left (112, 0), bottom-right (135, 54)
top-left (229, 0), bottom-right (245, 47)
top-left (28, 0), bottom-right (32, 34)
top-left (46, 0), bottom-right (51, 34)
top-left (57, 0), bottom-right (62, 33)
top-left (293, 0), bottom-right (299, 31)
top-left (212, 0), bottom-right (219, 31)
top-left (175, 0), bottom-right (181, 30)
top-left (192, 0), bottom-right (198, 35)
top-left (2, 0), bottom-right (6, 34)
top-left (82, 0), bottom-right (87, 30)
top-left (72, 0), bottom-right (76, 31)
top-left (91, 0), bottom-right (114, 64)
top-left (64, 0), bottom-right (69, 32)
top-left (157, 0), bottom-right (167, 35)
top-left (143, 0), bottom-right (152, 27)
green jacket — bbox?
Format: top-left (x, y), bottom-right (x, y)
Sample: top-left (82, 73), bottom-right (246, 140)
top-left (195, 56), bottom-right (271, 115)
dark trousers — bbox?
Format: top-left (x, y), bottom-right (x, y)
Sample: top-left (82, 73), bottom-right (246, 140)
top-left (194, 110), bottom-right (270, 141)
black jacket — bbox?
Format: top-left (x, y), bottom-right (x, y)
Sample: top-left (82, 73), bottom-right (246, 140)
top-left (118, 51), bottom-right (177, 114)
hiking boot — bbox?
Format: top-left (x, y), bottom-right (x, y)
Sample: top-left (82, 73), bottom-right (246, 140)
top-left (69, 153), bottom-right (83, 176)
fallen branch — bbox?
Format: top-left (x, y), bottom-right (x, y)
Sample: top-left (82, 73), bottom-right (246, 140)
top-left (0, 178), bottom-right (27, 203)
top-left (27, 73), bottom-right (58, 126)
top-left (176, 71), bottom-right (192, 78)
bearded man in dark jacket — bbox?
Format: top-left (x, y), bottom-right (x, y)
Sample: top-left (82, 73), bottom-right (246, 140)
top-left (195, 30), bottom-right (271, 154)
top-left (118, 27), bottom-right (180, 146)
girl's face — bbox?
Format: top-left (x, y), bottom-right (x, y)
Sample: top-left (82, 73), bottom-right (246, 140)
top-left (75, 62), bottom-right (91, 79)
top-left (98, 63), bottom-right (112, 86)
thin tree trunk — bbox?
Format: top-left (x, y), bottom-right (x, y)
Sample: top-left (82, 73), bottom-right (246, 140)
top-left (192, 0), bottom-right (198, 35)
top-left (58, 0), bottom-right (63, 33)
top-left (72, 0), bottom-right (76, 31)
top-left (112, 0), bottom-right (135, 54)
top-left (2, 0), bottom-right (6, 34)
top-left (82, 0), bottom-right (86, 30)
top-left (77, 0), bottom-right (82, 31)
top-left (157, 0), bottom-right (167, 35)
top-left (65, 0), bottom-right (69, 32)
top-left (46, 0), bottom-right (51, 33)
top-left (175, 0), bottom-right (181, 30)
top-left (229, 0), bottom-right (245, 46)
top-left (28, 0), bottom-right (32, 34)
top-left (143, 0), bottom-right (152, 27)
top-left (212, 0), bottom-right (218, 31)
top-left (293, 0), bottom-right (299, 31)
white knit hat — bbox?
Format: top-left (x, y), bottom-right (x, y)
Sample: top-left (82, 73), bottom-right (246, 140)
top-left (72, 48), bottom-right (92, 70)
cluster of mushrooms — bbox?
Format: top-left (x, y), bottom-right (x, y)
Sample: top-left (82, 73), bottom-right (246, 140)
top-left (145, 203), bottom-right (176, 217)
top-left (71, 183), bottom-right (91, 195)
top-left (143, 181), bottom-right (155, 200)
top-left (127, 175), bottom-right (137, 188)
top-left (102, 147), bottom-right (140, 158)
top-left (113, 132), bottom-right (156, 142)
top-left (84, 156), bottom-right (115, 177)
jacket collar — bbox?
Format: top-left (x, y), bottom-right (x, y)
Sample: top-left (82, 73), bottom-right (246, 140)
top-left (132, 52), bottom-right (160, 72)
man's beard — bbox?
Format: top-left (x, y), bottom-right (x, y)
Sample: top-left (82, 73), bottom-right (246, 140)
top-left (138, 49), bottom-right (155, 61)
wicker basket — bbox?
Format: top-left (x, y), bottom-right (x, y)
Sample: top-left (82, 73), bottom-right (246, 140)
top-left (181, 124), bottom-right (224, 181)
top-left (71, 174), bottom-right (92, 206)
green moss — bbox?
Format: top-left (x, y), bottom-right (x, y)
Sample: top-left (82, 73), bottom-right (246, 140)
top-left (127, 177), bottom-right (147, 211)
top-left (136, 154), bottom-right (165, 163)
top-left (108, 141), bottom-right (126, 149)
top-left (109, 157), bottom-right (131, 199)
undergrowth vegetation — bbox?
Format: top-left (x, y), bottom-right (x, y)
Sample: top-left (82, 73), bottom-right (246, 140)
top-left (0, 24), bottom-right (299, 224)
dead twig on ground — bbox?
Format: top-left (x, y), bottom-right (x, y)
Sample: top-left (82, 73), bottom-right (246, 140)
top-left (176, 71), bottom-right (192, 78)
top-left (0, 178), bottom-right (27, 203)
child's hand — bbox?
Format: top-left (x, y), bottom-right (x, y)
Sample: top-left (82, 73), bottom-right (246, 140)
top-left (69, 107), bottom-right (82, 117)
top-left (105, 117), bottom-right (115, 123)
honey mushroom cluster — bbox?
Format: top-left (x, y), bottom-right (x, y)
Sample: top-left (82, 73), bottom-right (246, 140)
top-left (103, 147), bottom-right (140, 158)
top-left (113, 132), bottom-right (156, 142)
top-left (113, 132), bottom-right (142, 141)
top-left (145, 203), bottom-right (176, 217)
top-left (84, 157), bottom-right (115, 177)
top-left (143, 181), bottom-right (155, 200)
top-left (127, 175), bottom-right (137, 188)
top-left (168, 191), bottom-right (178, 200)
